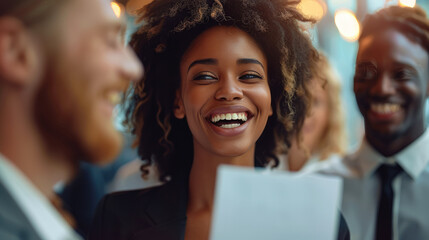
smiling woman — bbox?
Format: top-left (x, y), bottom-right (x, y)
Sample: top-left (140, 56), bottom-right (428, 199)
top-left (88, 1), bottom-right (348, 240)
top-left (126, 0), bottom-right (318, 181)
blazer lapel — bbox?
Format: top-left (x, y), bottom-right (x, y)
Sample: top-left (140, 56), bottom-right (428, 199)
top-left (131, 177), bottom-right (188, 240)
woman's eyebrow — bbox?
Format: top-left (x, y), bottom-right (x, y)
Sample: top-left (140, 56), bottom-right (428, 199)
top-left (237, 58), bottom-right (265, 70)
top-left (188, 58), bottom-right (218, 72)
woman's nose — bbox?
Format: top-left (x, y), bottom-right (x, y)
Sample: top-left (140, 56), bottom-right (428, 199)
top-left (214, 75), bottom-right (244, 101)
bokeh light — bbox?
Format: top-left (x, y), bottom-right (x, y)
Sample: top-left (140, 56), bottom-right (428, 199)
top-left (399, 0), bottom-right (416, 8)
top-left (110, 2), bottom-right (122, 18)
top-left (297, 0), bottom-right (327, 21)
top-left (334, 10), bottom-right (360, 42)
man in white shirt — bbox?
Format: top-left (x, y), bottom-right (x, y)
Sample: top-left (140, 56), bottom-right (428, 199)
top-left (0, 0), bottom-right (142, 239)
top-left (321, 5), bottom-right (429, 240)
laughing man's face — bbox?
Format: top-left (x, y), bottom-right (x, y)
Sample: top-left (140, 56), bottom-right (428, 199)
top-left (354, 28), bottom-right (429, 151)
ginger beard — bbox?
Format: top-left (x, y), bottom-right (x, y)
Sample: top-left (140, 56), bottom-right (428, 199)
top-left (33, 53), bottom-right (123, 168)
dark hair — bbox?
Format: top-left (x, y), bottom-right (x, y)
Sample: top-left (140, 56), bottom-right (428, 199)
top-left (360, 5), bottom-right (429, 53)
top-left (124, 0), bottom-right (318, 181)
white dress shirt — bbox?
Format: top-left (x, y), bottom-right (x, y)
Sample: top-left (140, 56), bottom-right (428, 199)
top-left (319, 129), bottom-right (429, 240)
top-left (0, 153), bottom-right (82, 240)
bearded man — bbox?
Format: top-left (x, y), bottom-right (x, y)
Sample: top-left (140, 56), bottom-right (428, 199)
top-left (0, 0), bottom-right (143, 239)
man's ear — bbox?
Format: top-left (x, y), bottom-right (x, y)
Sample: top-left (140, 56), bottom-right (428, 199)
top-left (0, 17), bottom-right (38, 86)
top-left (173, 90), bottom-right (185, 119)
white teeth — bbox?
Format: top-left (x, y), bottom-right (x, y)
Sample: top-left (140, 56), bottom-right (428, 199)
top-left (220, 123), bottom-right (241, 129)
top-left (107, 92), bottom-right (121, 105)
top-left (371, 103), bottom-right (400, 114)
top-left (210, 112), bottom-right (248, 123)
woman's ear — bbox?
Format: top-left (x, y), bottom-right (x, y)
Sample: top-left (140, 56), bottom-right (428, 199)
top-left (173, 90), bottom-right (185, 119)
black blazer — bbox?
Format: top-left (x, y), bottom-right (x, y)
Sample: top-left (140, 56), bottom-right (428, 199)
top-left (89, 178), bottom-right (350, 240)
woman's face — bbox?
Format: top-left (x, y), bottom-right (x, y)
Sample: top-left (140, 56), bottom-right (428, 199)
top-left (175, 26), bottom-right (272, 158)
top-left (301, 79), bottom-right (330, 153)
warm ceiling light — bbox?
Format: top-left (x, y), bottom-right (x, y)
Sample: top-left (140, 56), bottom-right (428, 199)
top-left (399, 0), bottom-right (416, 8)
top-left (334, 9), bottom-right (360, 42)
top-left (111, 2), bottom-right (122, 18)
top-left (297, 0), bottom-right (327, 21)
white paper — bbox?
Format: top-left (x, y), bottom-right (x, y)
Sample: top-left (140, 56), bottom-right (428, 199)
top-left (210, 165), bottom-right (343, 240)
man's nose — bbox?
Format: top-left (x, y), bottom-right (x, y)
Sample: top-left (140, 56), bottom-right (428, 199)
top-left (370, 73), bottom-right (395, 96)
top-left (121, 46), bottom-right (144, 82)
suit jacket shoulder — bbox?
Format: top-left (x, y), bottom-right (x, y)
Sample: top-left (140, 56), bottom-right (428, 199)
top-left (0, 182), bottom-right (42, 240)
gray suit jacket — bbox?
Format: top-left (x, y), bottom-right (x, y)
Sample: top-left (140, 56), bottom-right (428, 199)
top-left (0, 182), bottom-right (42, 240)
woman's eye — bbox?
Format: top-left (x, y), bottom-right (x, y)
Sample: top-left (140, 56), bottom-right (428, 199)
top-left (239, 73), bottom-right (263, 81)
top-left (194, 75), bottom-right (215, 80)
top-left (192, 73), bottom-right (218, 84)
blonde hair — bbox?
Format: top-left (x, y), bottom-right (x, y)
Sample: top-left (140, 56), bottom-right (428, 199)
top-left (311, 53), bottom-right (347, 160)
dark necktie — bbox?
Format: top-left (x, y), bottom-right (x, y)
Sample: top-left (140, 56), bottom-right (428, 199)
top-left (375, 164), bottom-right (403, 240)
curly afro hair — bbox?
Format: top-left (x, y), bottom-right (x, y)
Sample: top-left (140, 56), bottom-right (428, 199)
top-left (124, 0), bottom-right (319, 181)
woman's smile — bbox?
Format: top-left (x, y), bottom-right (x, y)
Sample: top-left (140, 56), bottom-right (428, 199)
top-left (205, 106), bottom-right (254, 136)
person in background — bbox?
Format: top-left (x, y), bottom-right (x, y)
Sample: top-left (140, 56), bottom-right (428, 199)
top-left (89, 0), bottom-right (349, 240)
top-left (321, 5), bottom-right (429, 240)
top-left (281, 53), bottom-right (347, 172)
top-left (0, 0), bottom-right (142, 239)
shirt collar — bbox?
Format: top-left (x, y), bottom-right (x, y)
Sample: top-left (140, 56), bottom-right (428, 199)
top-left (353, 129), bottom-right (429, 180)
top-left (396, 129), bottom-right (429, 179)
top-left (0, 153), bottom-right (81, 240)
